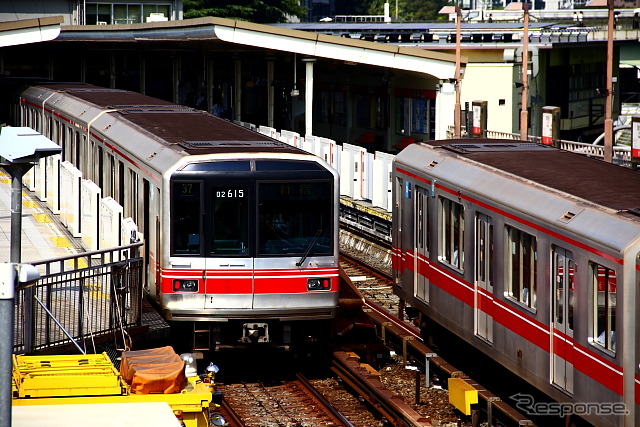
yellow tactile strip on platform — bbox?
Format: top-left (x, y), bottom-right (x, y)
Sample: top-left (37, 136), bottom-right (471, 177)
top-left (32, 214), bottom-right (51, 223)
top-left (50, 236), bottom-right (72, 248)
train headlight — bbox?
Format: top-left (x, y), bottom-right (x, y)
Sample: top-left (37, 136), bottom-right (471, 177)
top-left (307, 278), bottom-right (331, 291)
top-left (173, 279), bottom-right (199, 292)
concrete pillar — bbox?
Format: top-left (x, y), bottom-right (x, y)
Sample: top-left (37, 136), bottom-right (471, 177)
top-left (172, 53), bottom-right (180, 104)
top-left (267, 57), bottom-right (274, 127)
top-left (302, 58), bottom-right (316, 137)
top-left (234, 57), bottom-right (242, 122)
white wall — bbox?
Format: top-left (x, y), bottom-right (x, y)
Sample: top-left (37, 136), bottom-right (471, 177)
top-left (460, 63), bottom-right (517, 134)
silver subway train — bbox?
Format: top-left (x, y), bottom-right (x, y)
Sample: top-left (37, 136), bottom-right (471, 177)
top-left (392, 139), bottom-right (639, 427)
top-left (8, 81), bottom-right (340, 351)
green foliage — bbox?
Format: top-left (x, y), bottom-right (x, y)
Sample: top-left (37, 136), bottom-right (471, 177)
top-left (184, 0), bottom-right (307, 23)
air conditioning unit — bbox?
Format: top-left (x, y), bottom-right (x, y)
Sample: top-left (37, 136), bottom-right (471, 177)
top-left (146, 13), bottom-right (168, 22)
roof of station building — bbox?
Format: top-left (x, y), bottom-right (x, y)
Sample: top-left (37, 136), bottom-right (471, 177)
top-left (55, 17), bottom-right (463, 80)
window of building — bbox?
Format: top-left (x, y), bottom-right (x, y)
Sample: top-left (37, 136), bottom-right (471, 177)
top-left (440, 197), bottom-right (464, 270)
top-left (395, 93), bottom-right (436, 140)
top-left (318, 90), bottom-right (346, 126)
top-left (506, 226), bottom-right (537, 309)
top-left (355, 93), bottom-right (387, 129)
top-left (591, 263), bottom-right (616, 353)
top-left (86, 3), bottom-right (172, 25)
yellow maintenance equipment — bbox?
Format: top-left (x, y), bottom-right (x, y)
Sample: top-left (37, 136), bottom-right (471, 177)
top-left (448, 377), bottom-right (478, 416)
top-left (12, 349), bottom-right (216, 427)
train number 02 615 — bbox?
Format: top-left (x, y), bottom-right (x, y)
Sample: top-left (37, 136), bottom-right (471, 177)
top-left (216, 189), bottom-right (245, 198)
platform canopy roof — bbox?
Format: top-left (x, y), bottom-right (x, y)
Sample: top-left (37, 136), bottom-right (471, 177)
top-left (57, 17), bottom-right (464, 81)
top-left (0, 16), bottom-right (63, 47)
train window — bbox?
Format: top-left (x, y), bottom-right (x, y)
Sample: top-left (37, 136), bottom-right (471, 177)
top-left (258, 181), bottom-right (333, 256)
top-left (97, 146), bottom-right (104, 189)
top-left (552, 247), bottom-right (574, 332)
top-left (475, 213), bottom-right (493, 287)
top-left (74, 130), bottom-right (80, 166)
top-left (129, 170), bottom-right (138, 222)
top-left (440, 197), bottom-right (464, 270)
top-left (171, 181), bottom-right (202, 255)
top-left (182, 161), bottom-right (250, 171)
top-left (591, 263), bottom-right (616, 353)
top-left (210, 186), bottom-right (249, 256)
top-left (118, 161), bottom-right (125, 208)
top-left (506, 226), bottom-right (537, 309)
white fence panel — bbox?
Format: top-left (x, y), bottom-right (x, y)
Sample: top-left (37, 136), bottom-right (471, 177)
top-left (372, 151), bottom-right (394, 212)
top-left (317, 137), bottom-right (339, 170)
top-left (100, 196), bottom-right (123, 253)
top-left (302, 135), bottom-right (316, 154)
top-left (45, 154), bottom-right (61, 214)
top-left (80, 180), bottom-right (101, 251)
top-left (258, 125), bottom-right (277, 139)
top-left (35, 157), bottom-right (47, 201)
top-left (362, 151), bottom-right (374, 202)
top-left (340, 143), bottom-right (367, 200)
top-left (279, 130), bottom-right (301, 148)
top-left (122, 217), bottom-right (140, 246)
top-left (23, 163), bottom-right (36, 192)
top-left (60, 161), bottom-right (82, 237)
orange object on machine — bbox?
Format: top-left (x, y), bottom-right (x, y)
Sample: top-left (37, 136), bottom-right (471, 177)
top-left (120, 346), bottom-right (185, 394)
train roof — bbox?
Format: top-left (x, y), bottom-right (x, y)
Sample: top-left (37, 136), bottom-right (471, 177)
top-left (425, 139), bottom-right (640, 215)
top-left (395, 139), bottom-right (640, 253)
top-left (27, 82), bottom-right (305, 157)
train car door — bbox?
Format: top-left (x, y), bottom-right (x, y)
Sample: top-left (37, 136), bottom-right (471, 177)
top-left (205, 183), bottom-right (254, 310)
top-left (393, 177), bottom-right (404, 286)
top-left (414, 186), bottom-right (429, 303)
top-left (474, 213), bottom-right (493, 343)
top-left (551, 247), bottom-right (574, 394)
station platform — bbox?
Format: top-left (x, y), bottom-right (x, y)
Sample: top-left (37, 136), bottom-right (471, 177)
top-left (0, 170), bottom-right (82, 264)
top-left (0, 168), bottom-right (171, 352)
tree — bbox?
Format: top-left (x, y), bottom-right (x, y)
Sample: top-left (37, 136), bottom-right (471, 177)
top-left (184, 0), bottom-right (307, 23)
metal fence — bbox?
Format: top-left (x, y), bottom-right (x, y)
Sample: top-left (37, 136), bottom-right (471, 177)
top-left (448, 126), bottom-right (633, 168)
top-left (14, 242), bottom-right (144, 355)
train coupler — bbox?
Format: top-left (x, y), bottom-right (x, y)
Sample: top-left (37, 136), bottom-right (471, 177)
top-left (240, 323), bottom-right (270, 343)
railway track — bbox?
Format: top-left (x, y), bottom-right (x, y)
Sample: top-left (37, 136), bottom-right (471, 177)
top-left (339, 251), bottom-right (537, 427)
top-left (216, 374), bottom-right (352, 426)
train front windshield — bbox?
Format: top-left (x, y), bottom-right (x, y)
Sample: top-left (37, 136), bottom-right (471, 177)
top-left (170, 160), bottom-right (334, 258)
top-left (258, 182), bottom-right (332, 256)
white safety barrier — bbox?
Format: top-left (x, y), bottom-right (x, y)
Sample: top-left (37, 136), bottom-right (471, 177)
top-left (340, 143), bottom-right (369, 201)
top-left (23, 160), bottom-right (36, 193)
top-left (35, 157), bottom-right (48, 202)
top-left (258, 125), bottom-right (278, 139)
top-left (372, 152), bottom-right (394, 213)
top-left (80, 180), bottom-right (102, 251)
top-left (122, 217), bottom-right (141, 247)
top-left (45, 154), bottom-right (61, 214)
top-left (100, 197), bottom-right (123, 252)
top-left (279, 130), bottom-right (301, 148)
top-left (316, 136), bottom-right (340, 170)
top-left (60, 161), bottom-right (83, 238)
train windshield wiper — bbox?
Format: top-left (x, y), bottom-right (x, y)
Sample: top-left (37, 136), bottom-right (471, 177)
top-left (296, 229), bottom-right (322, 267)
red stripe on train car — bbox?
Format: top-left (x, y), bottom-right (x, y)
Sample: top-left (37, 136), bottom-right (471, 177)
top-left (399, 248), bottom-right (625, 396)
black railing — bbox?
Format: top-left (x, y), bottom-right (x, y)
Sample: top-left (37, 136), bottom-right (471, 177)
top-left (14, 242), bottom-right (144, 355)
